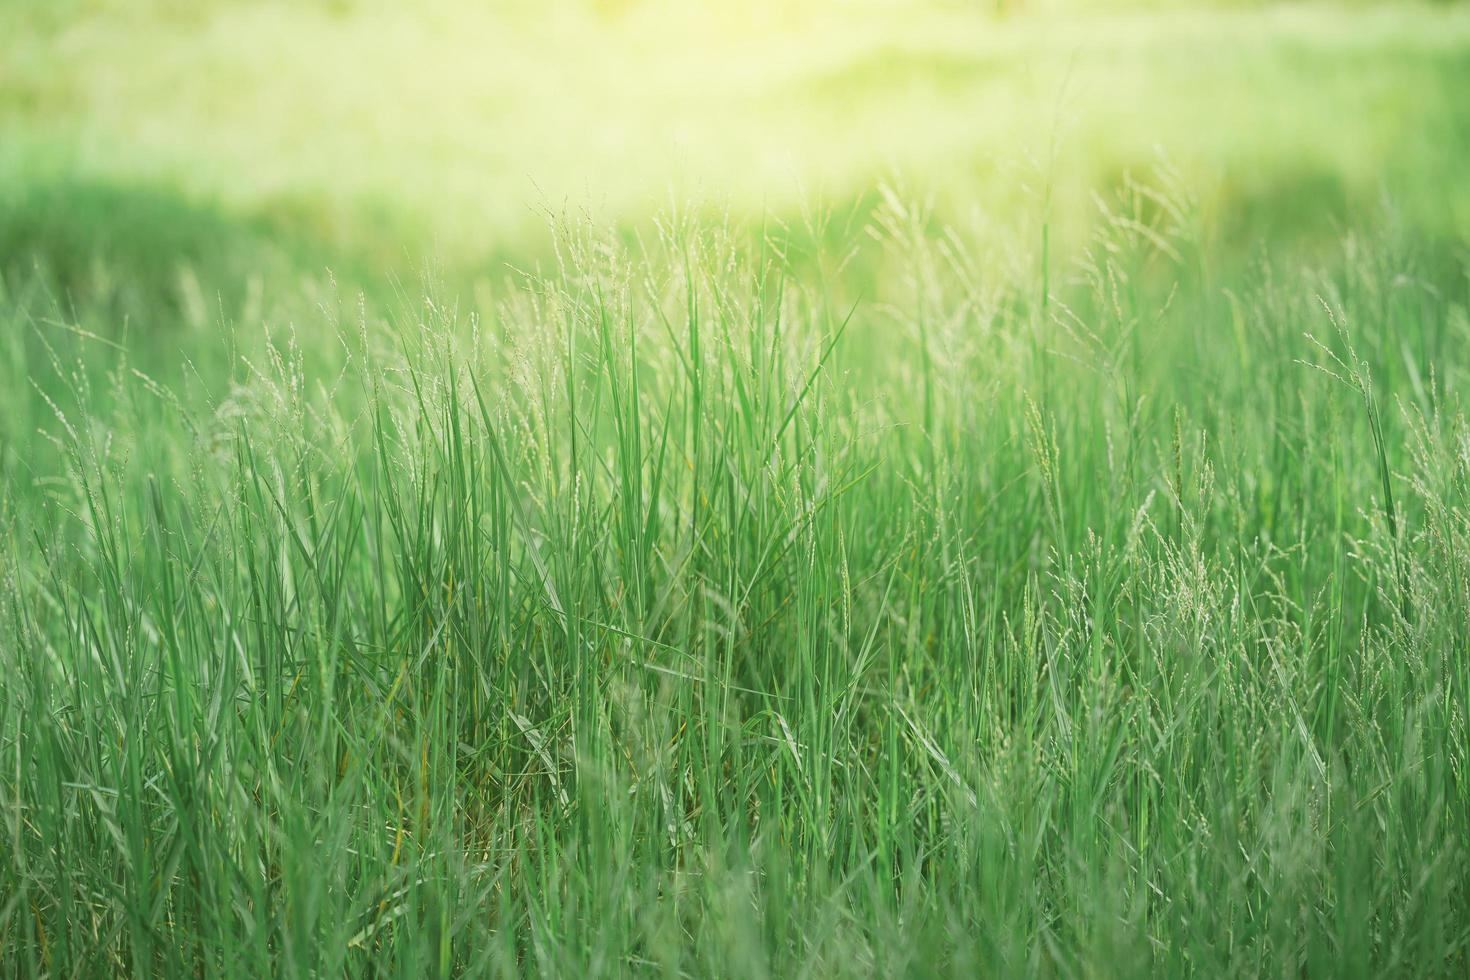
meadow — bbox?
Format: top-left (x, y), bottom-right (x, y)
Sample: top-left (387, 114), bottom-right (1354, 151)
top-left (2, 1), bottom-right (1469, 975)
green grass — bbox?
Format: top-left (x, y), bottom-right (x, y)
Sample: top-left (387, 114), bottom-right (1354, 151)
top-left (4, 180), bottom-right (1468, 977)
top-left (2, 1), bottom-right (1470, 976)
top-left (5, 0), bottom-right (1470, 263)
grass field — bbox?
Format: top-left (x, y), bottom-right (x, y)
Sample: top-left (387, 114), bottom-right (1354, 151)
top-left (3, 1), bottom-right (1470, 976)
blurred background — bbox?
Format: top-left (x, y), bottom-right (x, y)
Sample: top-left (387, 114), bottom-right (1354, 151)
top-left (3, 0), bottom-right (1468, 321)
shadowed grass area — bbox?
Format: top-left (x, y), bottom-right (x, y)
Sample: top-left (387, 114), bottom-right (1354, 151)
top-left (0, 178), bottom-right (309, 322)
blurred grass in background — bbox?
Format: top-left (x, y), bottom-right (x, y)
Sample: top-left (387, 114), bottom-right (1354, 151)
top-left (4, 0), bottom-right (1469, 290)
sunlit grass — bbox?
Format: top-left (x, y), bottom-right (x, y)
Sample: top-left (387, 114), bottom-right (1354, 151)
top-left (4, 173), bottom-right (1469, 976)
top-left (5, 0), bottom-right (1469, 262)
top-left (1, 1), bottom-right (1468, 976)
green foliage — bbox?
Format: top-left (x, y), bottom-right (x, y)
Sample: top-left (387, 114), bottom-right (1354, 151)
top-left (2, 183), bottom-right (1468, 975)
top-left (0, 177), bottom-right (304, 325)
top-left (4, 1), bottom-right (1469, 267)
top-left (2, 1), bottom-right (1468, 975)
